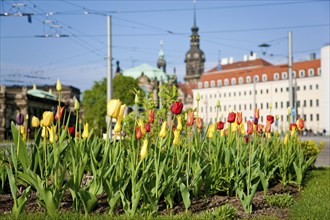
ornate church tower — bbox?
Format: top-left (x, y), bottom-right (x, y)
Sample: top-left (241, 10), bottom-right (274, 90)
top-left (184, 2), bottom-right (205, 82)
top-left (157, 40), bottom-right (166, 73)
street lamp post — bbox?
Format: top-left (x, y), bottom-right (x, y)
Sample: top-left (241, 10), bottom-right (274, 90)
top-left (106, 15), bottom-right (113, 137)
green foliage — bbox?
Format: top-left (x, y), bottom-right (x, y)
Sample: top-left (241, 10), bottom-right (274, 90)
top-left (300, 140), bottom-right (324, 159)
top-left (113, 74), bottom-right (142, 106)
top-left (82, 75), bottom-right (142, 136)
top-left (266, 193), bottom-right (294, 208)
top-left (289, 168), bottom-right (330, 219)
top-left (82, 78), bottom-right (107, 136)
top-left (200, 204), bottom-right (237, 219)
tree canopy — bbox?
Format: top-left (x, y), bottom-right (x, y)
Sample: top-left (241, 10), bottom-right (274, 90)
top-left (82, 75), bottom-right (141, 136)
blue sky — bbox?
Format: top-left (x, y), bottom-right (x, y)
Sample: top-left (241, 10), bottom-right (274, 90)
top-left (1, 0), bottom-right (329, 92)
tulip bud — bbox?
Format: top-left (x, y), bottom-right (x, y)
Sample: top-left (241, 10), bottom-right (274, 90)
top-left (136, 126), bottom-right (143, 139)
top-left (196, 92), bottom-right (200, 101)
top-left (176, 116), bottom-right (183, 131)
top-left (118, 104), bottom-right (126, 121)
top-left (269, 103), bottom-right (272, 110)
top-left (31, 116), bottom-right (40, 128)
top-left (217, 121), bottom-right (224, 130)
top-left (48, 127), bottom-right (55, 143)
top-left (173, 130), bottom-right (180, 145)
top-left (16, 113), bottom-right (24, 125)
top-left (287, 107), bottom-right (291, 115)
top-left (171, 101), bottom-right (183, 115)
top-left (284, 133), bottom-right (289, 145)
top-left (159, 121), bottom-right (167, 138)
top-left (56, 79), bottom-right (62, 92)
top-left (82, 123), bottom-right (89, 139)
top-left (134, 94), bottom-right (139, 104)
top-left (107, 99), bottom-right (121, 118)
top-left (140, 139), bottom-right (148, 160)
top-left (74, 99), bottom-right (80, 111)
top-left (207, 123), bottom-right (216, 139)
top-left (42, 111), bottom-right (54, 127)
top-left (216, 99), bottom-right (221, 108)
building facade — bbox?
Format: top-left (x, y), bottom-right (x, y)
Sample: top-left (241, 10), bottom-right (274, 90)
top-left (0, 84), bottom-right (80, 140)
top-left (192, 45), bottom-right (330, 135)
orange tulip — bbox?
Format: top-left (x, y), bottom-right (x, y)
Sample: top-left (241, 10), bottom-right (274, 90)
top-left (196, 117), bottom-right (203, 129)
top-left (236, 112), bottom-right (243, 125)
top-left (186, 110), bottom-right (194, 126)
top-left (296, 117), bottom-right (304, 130)
top-left (254, 108), bottom-right (260, 119)
top-left (247, 120), bottom-right (254, 135)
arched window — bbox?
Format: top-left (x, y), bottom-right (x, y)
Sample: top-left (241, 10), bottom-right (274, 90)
top-left (308, 68), bottom-right (314, 77)
top-left (282, 72), bottom-right (288, 79)
top-left (210, 80), bottom-right (215, 87)
top-left (246, 76), bottom-right (251, 83)
top-left (253, 75), bottom-right (259, 83)
top-left (217, 79), bottom-right (222, 87)
top-left (317, 68), bottom-right (321, 76)
top-left (224, 78), bottom-right (229, 86)
top-left (239, 77), bottom-right (244, 84)
top-left (262, 74), bottom-right (267, 82)
top-left (274, 73), bottom-right (280, 80)
top-left (299, 70), bottom-right (305, 77)
top-left (204, 81), bottom-right (209, 88)
top-left (231, 78), bottom-right (236, 85)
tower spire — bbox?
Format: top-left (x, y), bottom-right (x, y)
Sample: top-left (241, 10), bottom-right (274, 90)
top-left (193, 0), bottom-right (197, 28)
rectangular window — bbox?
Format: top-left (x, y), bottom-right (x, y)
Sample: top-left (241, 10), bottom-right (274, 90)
top-left (239, 104), bottom-right (241, 111)
top-left (303, 100), bottom-right (306, 107)
top-left (266, 89), bottom-right (269, 94)
top-left (316, 84), bottom-right (319, 89)
top-left (267, 103), bottom-right (269, 109)
top-left (310, 85), bottom-right (312, 90)
top-left (316, 99), bottom-right (319, 107)
top-left (304, 85), bottom-right (306, 90)
top-left (275, 88), bottom-right (278, 93)
top-left (244, 104), bottom-right (247, 110)
top-left (297, 100), bottom-right (300, 107)
top-left (210, 106), bottom-right (212, 112)
top-left (275, 102), bottom-right (278, 109)
top-left (261, 103), bottom-right (263, 109)
top-left (317, 114), bottom-right (319, 121)
top-left (260, 90), bottom-right (263, 95)
top-left (281, 88), bottom-right (283, 92)
top-left (287, 101), bottom-right (290, 108)
top-left (281, 115), bottom-right (283, 122)
top-left (310, 100), bottom-right (313, 107)
top-left (286, 87), bottom-right (289, 92)
top-left (281, 102), bottom-right (283, 108)
top-left (201, 107), bottom-right (203, 113)
top-left (250, 104), bottom-right (252, 110)
top-left (310, 114), bottom-right (313, 122)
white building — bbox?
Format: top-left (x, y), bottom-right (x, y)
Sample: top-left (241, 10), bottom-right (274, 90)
top-left (192, 45), bottom-right (330, 135)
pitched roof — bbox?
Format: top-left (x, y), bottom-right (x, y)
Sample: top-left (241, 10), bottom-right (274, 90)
top-left (207, 58), bottom-right (272, 73)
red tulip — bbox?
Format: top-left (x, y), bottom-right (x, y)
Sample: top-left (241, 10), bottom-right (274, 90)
top-left (236, 112), bottom-right (243, 125)
top-left (217, 121), bottom-right (225, 130)
top-left (296, 118), bottom-right (304, 130)
top-left (171, 101), bottom-right (183, 115)
top-left (244, 135), bottom-right (249, 144)
top-left (257, 124), bottom-right (264, 134)
top-left (247, 120), bottom-right (254, 135)
top-left (68, 126), bottom-right (75, 135)
top-left (136, 126), bottom-right (143, 139)
top-left (266, 115), bottom-right (274, 124)
top-left (253, 117), bottom-right (259, 125)
top-left (145, 123), bottom-right (151, 132)
top-left (290, 123), bottom-right (297, 131)
top-left (186, 110), bottom-right (194, 126)
top-left (55, 106), bottom-right (65, 121)
top-left (265, 121), bottom-right (272, 133)
top-left (196, 117), bottom-right (203, 129)
top-left (148, 110), bottom-right (155, 123)
top-left (227, 112), bottom-right (236, 123)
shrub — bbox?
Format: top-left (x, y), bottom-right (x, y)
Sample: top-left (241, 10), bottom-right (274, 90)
top-left (266, 193), bottom-right (294, 208)
top-left (301, 140), bottom-right (324, 159)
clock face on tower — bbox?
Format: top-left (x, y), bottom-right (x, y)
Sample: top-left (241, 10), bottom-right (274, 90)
top-left (194, 53), bottom-right (199, 59)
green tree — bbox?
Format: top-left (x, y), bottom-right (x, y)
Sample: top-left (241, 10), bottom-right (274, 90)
top-left (82, 75), bottom-right (141, 136)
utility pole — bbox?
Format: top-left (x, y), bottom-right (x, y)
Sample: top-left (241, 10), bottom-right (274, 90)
top-left (106, 15), bottom-right (113, 136)
top-left (288, 31), bottom-right (295, 123)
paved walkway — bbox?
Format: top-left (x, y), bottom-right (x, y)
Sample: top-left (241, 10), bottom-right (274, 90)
top-left (300, 135), bottom-right (330, 167)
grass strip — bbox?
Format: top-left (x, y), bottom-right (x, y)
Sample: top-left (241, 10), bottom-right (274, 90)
top-left (288, 167), bottom-right (330, 220)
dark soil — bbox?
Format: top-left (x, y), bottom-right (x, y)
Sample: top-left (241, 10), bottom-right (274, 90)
top-left (0, 183), bottom-right (300, 219)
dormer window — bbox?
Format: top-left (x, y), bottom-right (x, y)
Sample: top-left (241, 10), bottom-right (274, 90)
top-left (308, 68), bottom-right (314, 77)
top-left (274, 73), bottom-right (279, 80)
top-left (246, 76), bottom-right (251, 83)
top-left (224, 78), bottom-right (229, 86)
top-left (299, 70), bottom-right (305, 77)
top-left (262, 74), bottom-right (267, 82)
top-left (282, 72), bottom-right (288, 79)
top-left (210, 80), bottom-right (215, 87)
top-left (198, 82), bottom-right (202, 89)
top-left (231, 78), bottom-right (236, 85)
top-left (239, 77), bottom-right (244, 84)
top-left (217, 79), bottom-right (222, 87)
top-left (253, 75), bottom-right (259, 83)
top-left (204, 81), bottom-right (209, 88)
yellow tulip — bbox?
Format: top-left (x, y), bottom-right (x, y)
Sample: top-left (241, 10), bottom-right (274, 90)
top-left (291, 126), bottom-right (296, 137)
top-left (56, 79), bottom-right (62, 92)
top-left (20, 125), bottom-right (25, 135)
top-left (176, 116), bottom-right (183, 131)
top-left (31, 116), bottom-right (40, 128)
top-left (42, 111), bottom-right (54, 127)
top-left (140, 139), bottom-right (148, 160)
top-left (138, 120), bottom-right (146, 134)
top-left (284, 133), bottom-right (289, 145)
top-left (173, 130), bottom-right (180, 145)
top-left (240, 122), bottom-right (245, 135)
top-left (74, 99), bottom-right (80, 111)
top-left (118, 104), bottom-right (127, 121)
top-left (82, 123), bottom-right (89, 139)
top-left (41, 126), bottom-right (48, 138)
top-left (48, 127), bottom-right (55, 143)
top-left (159, 121), bottom-right (167, 138)
top-left (207, 123), bottom-right (216, 139)
top-left (113, 119), bottom-right (122, 133)
top-left (107, 99), bottom-right (121, 118)
top-left (220, 129), bottom-right (225, 137)
top-left (231, 121), bottom-right (238, 132)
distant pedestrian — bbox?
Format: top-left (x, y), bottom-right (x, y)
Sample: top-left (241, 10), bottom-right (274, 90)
top-left (323, 129), bottom-right (326, 136)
